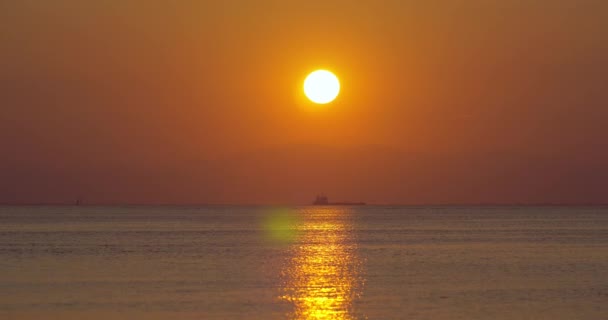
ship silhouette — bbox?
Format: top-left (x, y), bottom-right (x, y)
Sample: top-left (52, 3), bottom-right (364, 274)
top-left (312, 194), bottom-right (366, 206)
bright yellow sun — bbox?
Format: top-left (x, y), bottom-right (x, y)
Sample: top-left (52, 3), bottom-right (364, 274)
top-left (304, 70), bottom-right (340, 104)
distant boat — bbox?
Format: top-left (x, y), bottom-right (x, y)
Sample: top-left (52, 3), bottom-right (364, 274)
top-left (312, 194), bottom-right (366, 206)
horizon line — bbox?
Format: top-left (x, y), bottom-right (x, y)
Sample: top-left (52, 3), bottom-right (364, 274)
top-left (1, 202), bottom-right (608, 207)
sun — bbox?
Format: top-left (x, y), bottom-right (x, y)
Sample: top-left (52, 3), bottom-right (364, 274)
top-left (303, 70), bottom-right (340, 104)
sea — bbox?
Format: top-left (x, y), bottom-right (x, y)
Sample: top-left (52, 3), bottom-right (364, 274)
top-left (0, 205), bottom-right (607, 319)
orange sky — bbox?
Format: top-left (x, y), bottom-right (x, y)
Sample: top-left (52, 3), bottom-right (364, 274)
top-left (1, 1), bottom-right (607, 204)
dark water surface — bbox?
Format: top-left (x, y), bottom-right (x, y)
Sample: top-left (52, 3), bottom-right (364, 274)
top-left (1, 206), bottom-right (607, 319)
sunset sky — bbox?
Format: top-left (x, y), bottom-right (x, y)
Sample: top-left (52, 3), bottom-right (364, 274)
top-left (1, 1), bottom-right (607, 204)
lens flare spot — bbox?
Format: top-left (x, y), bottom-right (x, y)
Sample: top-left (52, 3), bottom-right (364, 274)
top-left (262, 209), bottom-right (299, 244)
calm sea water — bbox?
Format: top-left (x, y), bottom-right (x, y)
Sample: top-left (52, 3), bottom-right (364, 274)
top-left (0, 205), bottom-right (607, 319)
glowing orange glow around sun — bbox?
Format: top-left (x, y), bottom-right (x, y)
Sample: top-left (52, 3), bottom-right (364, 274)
top-left (304, 70), bottom-right (341, 104)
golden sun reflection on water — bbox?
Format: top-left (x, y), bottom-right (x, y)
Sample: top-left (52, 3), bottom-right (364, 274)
top-left (280, 208), bottom-right (364, 320)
